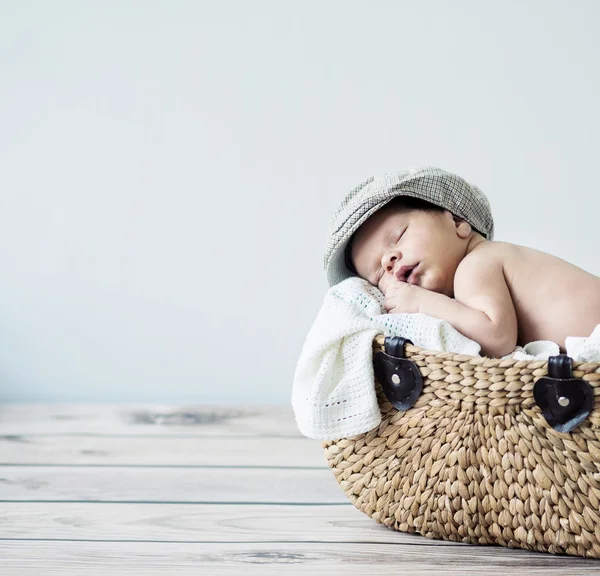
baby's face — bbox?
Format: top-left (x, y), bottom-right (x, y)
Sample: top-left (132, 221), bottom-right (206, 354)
top-left (350, 205), bottom-right (470, 298)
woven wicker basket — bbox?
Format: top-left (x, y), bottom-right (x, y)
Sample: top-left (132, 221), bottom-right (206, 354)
top-left (324, 334), bottom-right (600, 557)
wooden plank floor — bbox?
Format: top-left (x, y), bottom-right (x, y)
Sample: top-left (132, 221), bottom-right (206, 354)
top-left (2, 406), bottom-right (600, 575)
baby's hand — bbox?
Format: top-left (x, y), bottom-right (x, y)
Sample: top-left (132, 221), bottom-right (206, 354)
top-left (384, 283), bottom-right (428, 315)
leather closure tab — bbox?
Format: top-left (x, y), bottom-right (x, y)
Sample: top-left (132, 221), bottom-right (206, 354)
top-left (374, 336), bottom-right (423, 411)
top-left (533, 354), bottom-right (593, 433)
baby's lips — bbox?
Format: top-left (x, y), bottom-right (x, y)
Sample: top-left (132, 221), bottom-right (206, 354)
top-left (395, 265), bottom-right (413, 282)
top-left (396, 263), bottom-right (419, 283)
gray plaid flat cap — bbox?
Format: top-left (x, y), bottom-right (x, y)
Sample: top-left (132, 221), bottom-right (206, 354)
top-left (324, 166), bottom-right (494, 286)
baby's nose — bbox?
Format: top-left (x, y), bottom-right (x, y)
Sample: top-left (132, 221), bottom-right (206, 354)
top-left (383, 252), bottom-right (400, 272)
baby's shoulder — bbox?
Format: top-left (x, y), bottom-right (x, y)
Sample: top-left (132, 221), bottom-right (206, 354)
top-left (460, 240), bottom-right (519, 268)
top-left (454, 241), bottom-right (522, 287)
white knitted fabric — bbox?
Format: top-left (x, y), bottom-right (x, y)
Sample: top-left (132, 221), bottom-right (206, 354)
top-left (292, 276), bottom-right (600, 441)
top-left (507, 324), bottom-right (600, 363)
top-left (292, 277), bottom-right (480, 440)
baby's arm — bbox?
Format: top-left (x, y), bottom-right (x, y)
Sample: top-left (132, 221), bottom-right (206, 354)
top-left (418, 251), bottom-right (518, 357)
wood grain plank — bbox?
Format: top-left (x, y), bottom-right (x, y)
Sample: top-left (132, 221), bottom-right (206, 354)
top-left (0, 404), bottom-right (301, 437)
top-left (0, 434), bottom-right (326, 467)
top-left (0, 502), bottom-right (452, 545)
top-left (0, 466), bottom-right (346, 503)
top-left (2, 540), bottom-right (598, 576)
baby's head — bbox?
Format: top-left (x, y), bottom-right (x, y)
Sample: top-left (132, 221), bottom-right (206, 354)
top-left (325, 167), bottom-right (494, 297)
top-left (346, 196), bottom-right (485, 297)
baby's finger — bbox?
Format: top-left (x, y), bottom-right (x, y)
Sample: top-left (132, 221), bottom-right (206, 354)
top-left (386, 282), bottom-right (408, 296)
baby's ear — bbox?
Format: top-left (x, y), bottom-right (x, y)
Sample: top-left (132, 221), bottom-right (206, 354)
top-left (450, 212), bottom-right (472, 238)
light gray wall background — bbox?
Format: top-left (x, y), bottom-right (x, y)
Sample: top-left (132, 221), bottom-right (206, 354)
top-left (0, 0), bottom-right (598, 403)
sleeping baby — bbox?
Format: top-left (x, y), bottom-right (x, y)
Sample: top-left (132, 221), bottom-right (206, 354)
top-left (324, 167), bottom-right (600, 358)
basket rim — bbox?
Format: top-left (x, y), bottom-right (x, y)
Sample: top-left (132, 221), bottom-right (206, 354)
top-left (372, 333), bottom-right (600, 370)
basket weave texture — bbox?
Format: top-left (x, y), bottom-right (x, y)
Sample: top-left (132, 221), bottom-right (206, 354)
top-left (323, 335), bottom-right (600, 557)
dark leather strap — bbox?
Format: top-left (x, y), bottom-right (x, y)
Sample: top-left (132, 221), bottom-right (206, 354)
top-left (374, 337), bottom-right (423, 411)
top-left (533, 354), bottom-right (593, 433)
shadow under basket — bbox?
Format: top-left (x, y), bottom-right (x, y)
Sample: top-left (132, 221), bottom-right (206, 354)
top-left (323, 335), bottom-right (600, 557)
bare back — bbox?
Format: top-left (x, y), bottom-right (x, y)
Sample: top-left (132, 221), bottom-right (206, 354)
top-left (486, 242), bottom-right (600, 351)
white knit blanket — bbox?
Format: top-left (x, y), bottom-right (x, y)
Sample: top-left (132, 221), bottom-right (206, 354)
top-left (292, 276), bottom-right (600, 440)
